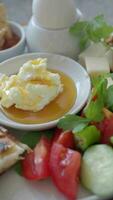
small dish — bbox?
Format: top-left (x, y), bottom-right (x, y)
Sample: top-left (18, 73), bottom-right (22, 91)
top-left (0, 21), bottom-right (26, 62)
top-left (0, 53), bottom-right (91, 130)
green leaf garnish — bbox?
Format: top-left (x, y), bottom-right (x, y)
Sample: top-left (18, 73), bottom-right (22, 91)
top-left (13, 161), bottom-right (22, 175)
top-left (58, 115), bottom-right (91, 132)
top-left (106, 85), bottom-right (113, 111)
top-left (92, 76), bottom-right (107, 104)
top-left (21, 130), bottom-right (54, 149)
top-left (70, 15), bottom-right (113, 50)
top-left (84, 98), bottom-right (104, 122)
top-left (84, 75), bottom-right (107, 121)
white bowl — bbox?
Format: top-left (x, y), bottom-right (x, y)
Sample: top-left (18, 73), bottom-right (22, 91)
top-left (0, 52), bottom-right (91, 130)
top-left (0, 21), bottom-right (26, 62)
top-left (26, 17), bottom-right (80, 59)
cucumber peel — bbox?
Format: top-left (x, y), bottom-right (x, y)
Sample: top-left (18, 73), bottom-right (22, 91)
top-left (81, 145), bottom-right (113, 197)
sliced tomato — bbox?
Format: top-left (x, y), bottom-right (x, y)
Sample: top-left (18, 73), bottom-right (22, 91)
top-left (50, 142), bottom-right (81, 200)
top-left (57, 130), bottom-right (75, 149)
top-left (22, 136), bottom-right (51, 180)
top-left (96, 108), bottom-right (113, 144)
top-left (21, 151), bottom-right (36, 180)
top-left (52, 128), bottom-right (63, 143)
top-left (97, 117), bottom-right (113, 144)
top-left (52, 128), bottom-right (75, 149)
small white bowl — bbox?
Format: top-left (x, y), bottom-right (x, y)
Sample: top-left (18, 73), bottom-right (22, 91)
top-left (26, 17), bottom-right (81, 59)
top-left (0, 21), bottom-right (26, 62)
top-left (0, 53), bottom-right (91, 131)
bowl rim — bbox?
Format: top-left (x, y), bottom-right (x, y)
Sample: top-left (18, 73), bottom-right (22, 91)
top-left (0, 52), bottom-right (91, 130)
top-left (0, 20), bottom-right (25, 54)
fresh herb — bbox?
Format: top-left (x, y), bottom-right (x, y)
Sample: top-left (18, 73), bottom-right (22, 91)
top-left (84, 74), bottom-right (110, 122)
top-left (21, 130), bottom-right (54, 149)
top-left (58, 74), bottom-right (113, 130)
top-left (58, 114), bottom-right (91, 132)
top-left (91, 74), bottom-right (108, 101)
top-left (106, 85), bottom-right (113, 111)
top-left (13, 162), bottom-right (22, 175)
top-left (84, 98), bottom-right (104, 122)
top-left (70, 15), bottom-right (113, 50)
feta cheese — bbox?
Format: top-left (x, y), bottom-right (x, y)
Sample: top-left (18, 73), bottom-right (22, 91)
top-left (85, 57), bottom-right (110, 77)
top-left (79, 43), bottom-right (107, 67)
top-left (106, 77), bottom-right (113, 88)
top-left (0, 58), bottom-right (63, 112)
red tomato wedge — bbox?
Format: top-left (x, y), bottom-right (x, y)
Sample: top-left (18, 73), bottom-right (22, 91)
top-left (52, 128), bottom-right (75, 149)
top-left (50, 142), bottom-right (81, 200)
top-left (96, 108), bottom-right (113, 144)
top-left (98, 117), bottom-right (113, 144)
top-left (57, 130), bottom-right (75, 149)
top-left (52, 128), bottom-right (63, 142)
top-left (22, 136), bottom-right (51, 180)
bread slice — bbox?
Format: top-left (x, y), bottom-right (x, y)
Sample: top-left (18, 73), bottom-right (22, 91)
top-left (0, 3), bottom-right (12, 49)
top-left (0, 127), bottom-right (28, 174)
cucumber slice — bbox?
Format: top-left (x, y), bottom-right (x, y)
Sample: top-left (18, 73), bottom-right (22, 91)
top-left (81, 145), bottom-right (113, 197)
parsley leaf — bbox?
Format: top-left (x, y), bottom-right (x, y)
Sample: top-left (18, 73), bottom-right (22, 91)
top-left (106, 85), bottom-right (113, 111)
top-left (84, 75), bottom-right (108, 122)
top-left (57, 115), bottom-right (91, 132)
top-left (92, 75), bottom-right (108, 101)
top-left (13, 162), bottom-right (22, 175)
top-left (84, 98), bottom-right (104, 122)
top-left (70, 15), bottom-right (113, 50)
top-left (21, 130), bottom-right (54, 149)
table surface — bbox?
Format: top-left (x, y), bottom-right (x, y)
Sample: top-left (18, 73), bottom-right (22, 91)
top-left (1, 0), bottom-right (113, 25)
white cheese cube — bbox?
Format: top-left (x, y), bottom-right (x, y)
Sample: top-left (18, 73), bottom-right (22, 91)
top-left (79, 43), bottom-right (107, 67)
top-left (107, 77), bottom-right (113, 88)
top-left (85, 57), bottom-right (110, 77)
top-left (105, 49), bottom-right (113, 71)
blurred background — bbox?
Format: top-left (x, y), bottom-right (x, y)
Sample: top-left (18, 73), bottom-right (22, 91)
top-left (1, 0), bottom-right (113, 25)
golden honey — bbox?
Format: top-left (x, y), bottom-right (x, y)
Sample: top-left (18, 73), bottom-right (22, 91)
top-left (2, 70), bottom-right (77, 124)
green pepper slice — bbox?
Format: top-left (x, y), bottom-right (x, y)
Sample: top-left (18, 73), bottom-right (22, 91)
top-left (73, 125), bottom-right (100, 151)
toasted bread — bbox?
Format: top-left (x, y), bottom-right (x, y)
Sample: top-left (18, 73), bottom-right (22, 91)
top-left (0, 127), bottom-right (28, 174)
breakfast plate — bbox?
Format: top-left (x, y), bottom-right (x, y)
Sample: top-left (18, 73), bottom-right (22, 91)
top-left (0, 170), bottom-right (98, 200)
top-left (0, 53), bottom-right (98, 200)
top-left (0, 52), bottom-right (91, 130)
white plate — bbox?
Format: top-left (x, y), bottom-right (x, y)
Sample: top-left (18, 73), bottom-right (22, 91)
top-left (0, 170), bottom-right (98, 200)
top-left (0, 52), bottom-right (91, 130)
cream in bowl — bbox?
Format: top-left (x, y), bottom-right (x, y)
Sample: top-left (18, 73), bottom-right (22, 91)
top-left (0, 53), bottom-right (90, 130)
top-left (0, 4), bottom-right (25, 62)
top-left (0, 58), bottom-right (77, 124)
